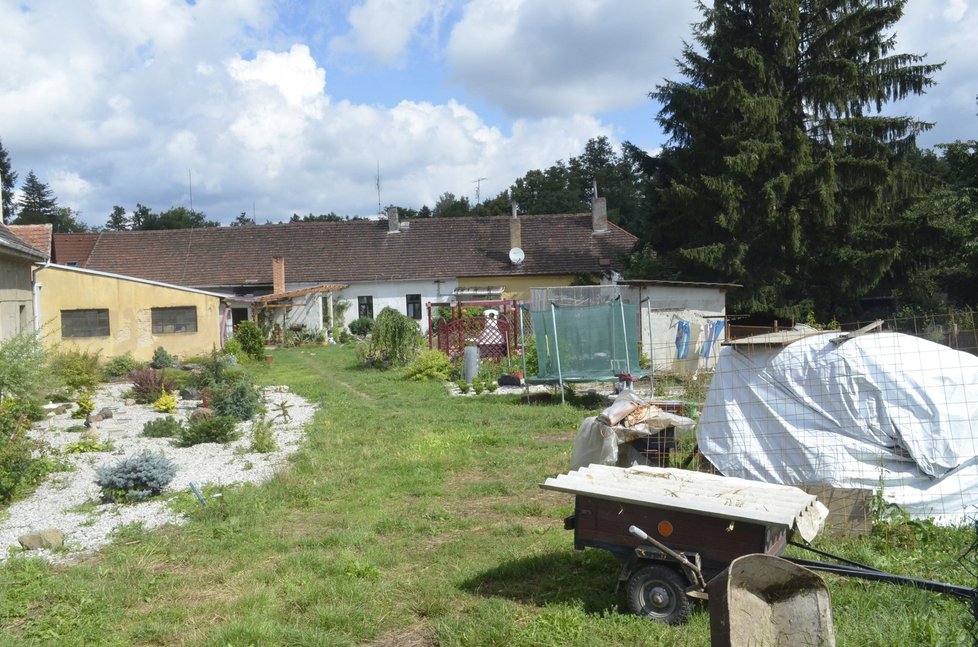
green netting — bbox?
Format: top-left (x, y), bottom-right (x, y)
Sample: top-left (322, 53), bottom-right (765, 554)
top-left (527, 300), bottom-right (644, 383)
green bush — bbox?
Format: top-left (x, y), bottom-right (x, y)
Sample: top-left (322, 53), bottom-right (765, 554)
top-left (211, 380), bottom-right (262, 421)
top-left (72, 391), bottom-right (96, 419)
top-left (95, 450), bottom-right (176, 502)
top-left (0, 332), bottom-right (47, 401)
top-left (51, 349), bottom-right (102, 394)
top-left (103, 353), bottom-right (139, 380)
top-left (0, 400), bottom-right (57, 503)
top-left (249, 417), bottom-right (278, 453)
top-left (403, 349), bottom-right (453, 381)
top-left (349, 317), bottom-right (374, 336)
top-left (142, 416), bottom-right (184, 438)
top-left (64, 437), bottom-right (114, 454)
top-left (222, 337), bottom-right (244, 361)
top-left (234, 321), bottom-right (266, 360)
top-left (174, 416), bottom-right (240, 447)
top-left (362, 308), bottom-right (421, 367)
top-left (151, 346), bottom-right (174, 369)
top-left (129, 368), bottom-right (177, 404)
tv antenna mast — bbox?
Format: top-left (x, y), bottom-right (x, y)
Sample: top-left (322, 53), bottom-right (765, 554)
top-left (376, 161), bottom-right (382, 215)
top-left (472, 177), bottom-right (488, 204)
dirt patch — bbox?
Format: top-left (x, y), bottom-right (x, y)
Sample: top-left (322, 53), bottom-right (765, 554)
top-left (334, 379), bottom-right (374, 401)
top-left (361, 623), bottom-right (436, 647)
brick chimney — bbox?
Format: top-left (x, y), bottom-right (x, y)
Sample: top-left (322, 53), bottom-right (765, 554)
top-left (591, 180), bottom-right (608, 234)
top-left (509, 200), bottom-right (521, 250)
top-left (272, 256), bottom-right (285, 294)
top-left (387, 206), bottom-right (400, 234)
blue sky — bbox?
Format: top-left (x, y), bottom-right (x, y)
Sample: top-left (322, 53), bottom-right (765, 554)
top-left (0, 0), bottom-right (974, 228)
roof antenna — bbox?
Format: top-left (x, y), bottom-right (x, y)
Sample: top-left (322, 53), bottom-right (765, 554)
top-left (472, 177), bottom-right (487, 204)
top-left (376, 161), bottom-right (382, 216)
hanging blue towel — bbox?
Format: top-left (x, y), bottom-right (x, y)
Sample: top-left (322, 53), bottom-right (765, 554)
top-left (675, 320), bottom-right (690, 359)
top-left (701, 319), bottom-right (725, 358)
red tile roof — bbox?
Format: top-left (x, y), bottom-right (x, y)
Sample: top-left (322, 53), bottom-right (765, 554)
top-left (73, 214), bottom-right (638, 289)
top-left (0, 223), bottom-right (47, 260)
top-left (7, 224), bottom-right (52, 256)
top-left (52, 233), bottom-right (100, 267)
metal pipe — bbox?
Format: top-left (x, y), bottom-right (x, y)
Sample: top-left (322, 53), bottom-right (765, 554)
top-left (550, 301), bottom-right (564, 404)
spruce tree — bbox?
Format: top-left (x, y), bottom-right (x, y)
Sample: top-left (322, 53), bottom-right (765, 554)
top-left (0, 138), bottom-right (16, 223)
top-left (651, 0), bottom-right (941, 318)
top-left (13, 170), bottom-right (58, 226)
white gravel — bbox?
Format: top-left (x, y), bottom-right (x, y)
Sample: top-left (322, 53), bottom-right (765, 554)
top-left (0, 382), bottom-right (316, 565)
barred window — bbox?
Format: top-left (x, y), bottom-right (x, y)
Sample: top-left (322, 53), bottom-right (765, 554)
top-left (152, 306), bottom-right (197, 334)
top-left (62, 309), bottom-right (110, 338)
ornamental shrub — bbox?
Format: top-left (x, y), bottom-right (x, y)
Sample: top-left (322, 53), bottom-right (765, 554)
top-left (95, 450), bottom-right (176, 503)
top-left (222, 337), bottom-right (244, 362)
top-left (103, 352), bottom-right (140, 380)
top-left (0, 332), bottom-right (47, 401)
top-left (51, 349), bottom-right (102, 394)
top-left (174, 415), bottom-right (240, 447)
top-left (153, 388), bottom-right (178, 413)
top-left (349, 316), bottom-right (374, 336)
top-left (142, 416), bottom-right (184, 438)
top-left (72, 391), bottom-right (96, 419)
top-left (211, 379), bottom-right (261, 421)
top-left (151, 346), bottom-right (174, 369)
top-left (249, 416), bottom-right (278, 453)
top-left (0, 401), bottom-right (55, 503)
top-left (403, 349), bottom-right (453, 381)
top-left (363, 308), bottom-right (421, 367)
top-left (129, 368), bottom-right (177, 404)
top-left (234, 321), bottom-right (266, 360)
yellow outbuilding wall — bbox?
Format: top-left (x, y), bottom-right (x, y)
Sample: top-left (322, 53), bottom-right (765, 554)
top-left (37, 266), bottom-right (223, 362)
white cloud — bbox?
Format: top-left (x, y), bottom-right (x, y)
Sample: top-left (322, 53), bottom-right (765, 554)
top-left (446, 0), bottom-right (700, 118)
top-left (49, 170), bottom-right (92, 205)
top-left (944, 0), bottom-right (968, 23)
top-left (330, 0), bottom-right (436, 65)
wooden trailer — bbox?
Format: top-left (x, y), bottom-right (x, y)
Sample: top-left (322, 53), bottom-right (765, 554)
top-left (541, 464), bottom-right (829, 624)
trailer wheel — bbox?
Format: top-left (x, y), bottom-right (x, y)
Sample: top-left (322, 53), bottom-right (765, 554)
top-left (625, 564), bottom-right (691, 625)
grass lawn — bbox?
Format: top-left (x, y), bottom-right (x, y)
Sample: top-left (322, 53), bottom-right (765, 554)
top-left (0, 346), bottom-right (973, 646)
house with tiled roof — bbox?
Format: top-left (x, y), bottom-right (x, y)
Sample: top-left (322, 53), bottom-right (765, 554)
top-left (59, 198), bottom-right (639, 333)
top-left (52, 232), bottom-right (99, 267)
top-left (0, 222), bottom-right (47, 341)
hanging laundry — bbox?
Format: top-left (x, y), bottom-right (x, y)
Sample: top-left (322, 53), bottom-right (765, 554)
top-left (701, 319), bottom-right (726, 358)
top-left (674, 319), bottom-right (691, 359)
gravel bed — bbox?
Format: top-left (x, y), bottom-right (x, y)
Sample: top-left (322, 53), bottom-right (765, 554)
top-left (0, 383), bottom-right (316, 565)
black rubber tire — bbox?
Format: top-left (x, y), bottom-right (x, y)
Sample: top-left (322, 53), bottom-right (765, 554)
top-left (625, 564), bottom-right (692, 625)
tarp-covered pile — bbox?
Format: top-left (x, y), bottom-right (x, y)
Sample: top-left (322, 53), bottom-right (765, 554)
top-left (698, 331), bottom-right (978, 524)
top-left (570, 391), bottom-right (696, 470)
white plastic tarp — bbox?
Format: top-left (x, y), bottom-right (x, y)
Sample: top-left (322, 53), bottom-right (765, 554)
top-left (697, 331), bottom-right (978, 524)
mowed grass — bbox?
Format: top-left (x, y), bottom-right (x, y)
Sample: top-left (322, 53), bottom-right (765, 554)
top-left (0, 346), bottom-right (973, 646)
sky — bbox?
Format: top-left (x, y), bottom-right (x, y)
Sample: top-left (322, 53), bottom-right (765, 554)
top-left (0, 0), bottom-right (975, 228)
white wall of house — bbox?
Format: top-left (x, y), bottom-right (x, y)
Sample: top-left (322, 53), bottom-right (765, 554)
top-left (332, 278), bottom-right (458, 334)
top-left (622, 285), bottom-right (729, 375)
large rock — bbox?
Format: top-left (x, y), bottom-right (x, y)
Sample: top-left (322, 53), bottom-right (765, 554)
top-left (189, 407), bottom-right (214, 422)
top-left (85, 407), bottom-right (113, 427)
top-left (181, 387), bottom-right (201, 401)
top-left (18, 529), bottom-right (65, 551)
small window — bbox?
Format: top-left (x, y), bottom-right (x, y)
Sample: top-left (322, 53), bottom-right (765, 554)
top-left (406, 294), bottom-right (422, 320)
top-left (358, 296), bottom-right (374, 319)
top-left (152, 306), bottom-right (198, 334)
top-left (62, 309), bottom-right (109, 338)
